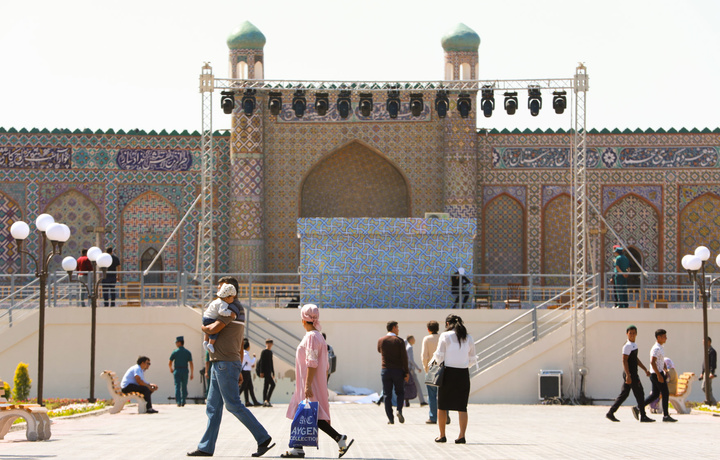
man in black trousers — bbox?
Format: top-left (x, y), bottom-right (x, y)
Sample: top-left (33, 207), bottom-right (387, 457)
top-left (606, 325), bottom-right (654, 422)
top-left (258, 339), bottom-right (276, 407)
top-left (377, 321), bottom-right (409, 425)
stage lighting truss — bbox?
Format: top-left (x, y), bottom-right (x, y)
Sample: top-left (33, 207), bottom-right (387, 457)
top-left (386, 90), bottom-right (401, 119)
top-left (336, 90), bottom-right (352, 119)
top-left (528, 86), bottom-right (542, 117)
top-left (504, 91), bottom-right (518, 115)
top-left (241, 89), bottom-right (256, 116)
top-left (292, 90), bottom-right (307, 117)
top-left (220, 91), bottom-right (235, 115)
top-left (314, 93), bottom-right (329, 116)
top-left (457, 93), bottom-right (472, 118)
top-left (359, 93), bottom-right (373, 117)
top-left (553, 90), bottom-right (567, 114)
top-left (480, 86), bottom-right (494, 118)
top-left (409, 93), bottom-right (424, 117)
top-left (435, 90), bottom-right (449, 119)
top-left (268, 91), bottom-right (283, 116)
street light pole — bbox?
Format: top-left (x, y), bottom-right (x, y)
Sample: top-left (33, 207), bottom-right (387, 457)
top-left (681, 246), bottom-right (717, 405)
top-left (10, 215), bottom-right (71, 406)
top-left (62, 248), bottom-right (112, 402)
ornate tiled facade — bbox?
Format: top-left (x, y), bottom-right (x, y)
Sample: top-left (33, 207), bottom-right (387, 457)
top-left (2, 24), bottom-right (720, 288)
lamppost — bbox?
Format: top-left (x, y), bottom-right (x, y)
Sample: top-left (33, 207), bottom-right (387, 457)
top-left (10, 214), bottom-right (71, 406)
top-left (681, 245), bottom-right (718, 405)
top-left (61, 247), bottom-right (112, 402)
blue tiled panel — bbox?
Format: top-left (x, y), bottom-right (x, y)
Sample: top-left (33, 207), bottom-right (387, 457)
top-left (298, 218), bottom-right (476, 308)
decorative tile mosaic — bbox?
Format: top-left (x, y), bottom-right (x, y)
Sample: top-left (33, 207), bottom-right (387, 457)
top-left (483, 186), bottom-right (526, 206)
top-left (602, 186), bottom-right (662, 213)
top-left (298, 218), bottom-right (475, 308)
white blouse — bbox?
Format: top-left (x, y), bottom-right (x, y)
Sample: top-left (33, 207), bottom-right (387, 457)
top-left (432, 330), bottom-right (478, 369)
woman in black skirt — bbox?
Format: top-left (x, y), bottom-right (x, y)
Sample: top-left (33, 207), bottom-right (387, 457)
top-left (431, 314), bottom-right (477, 444)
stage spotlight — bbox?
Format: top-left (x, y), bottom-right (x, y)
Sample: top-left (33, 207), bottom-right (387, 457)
top-left (337, 90), bottom-right (352, 119)
top-left (553, 90), bottom-right (567, 114)
top-left (220, 91), bottom-right (235, 115)
top-left (481, 86), bottom-right (494, 118)
top-left (457, 93), bottom-right (472, 118)
top-left (528, 86), bottom-right (542, 116)
top-left (435, 90), bottom-right (449, 118)
top-left (386, 90), bottom-right (400, 119)
top-left (292, 90), bottom-right (307, 118)
top-left (504, 92), bottom-right (518, 115)
top-left (268, 91), bottom-right (282, 116)
top-left (314, 93), bottom-right (329, 116)
top-left (409, 93), bottom-right (424, 117)
top-left (241, 89), bottom-right (256, 116)
top-left (359, 93), bottom-right (373, 117)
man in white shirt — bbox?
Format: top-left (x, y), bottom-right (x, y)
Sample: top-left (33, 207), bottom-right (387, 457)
top-left (641, 329), bottom-right (677, 422)
top-left (120, 356), bottom-right (158, 414)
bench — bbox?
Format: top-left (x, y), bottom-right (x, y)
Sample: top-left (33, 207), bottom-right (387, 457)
top-left (668, 371), bottom-right (696, 414)
top-left (100, 370), bottom-right (147, 414)
top-left (0, 380), bottom-right (51, 441)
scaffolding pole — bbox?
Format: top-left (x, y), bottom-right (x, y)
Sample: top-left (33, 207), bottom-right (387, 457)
top-left (571, 64), bottom-right (590, 403)
top-left (198, 63), bottom-right (215, 303)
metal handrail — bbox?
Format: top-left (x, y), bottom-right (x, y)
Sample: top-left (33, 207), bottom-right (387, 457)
top-left (470, 284), bottom-right (599, 377)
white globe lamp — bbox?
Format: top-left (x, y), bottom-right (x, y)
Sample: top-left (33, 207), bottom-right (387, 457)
top-left (10, 221), bottom-right (30, 240)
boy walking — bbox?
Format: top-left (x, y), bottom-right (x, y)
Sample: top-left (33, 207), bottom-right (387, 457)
top-left (606, 325), bottom-right (653, 422)
top-left (640, 329), bottom-right (677, 422)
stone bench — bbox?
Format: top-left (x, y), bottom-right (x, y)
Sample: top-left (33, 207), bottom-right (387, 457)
top-left (0, 380), bottom-right (51, 441)
top-left (668, 371), bottom-right (696, 415)
top-left (100, 370), bottom-right (147, 414)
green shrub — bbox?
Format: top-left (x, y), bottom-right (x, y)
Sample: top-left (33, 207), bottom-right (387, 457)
top-left (12, 362), bottom-right (31, 401)
top-left (1, 380), bottom-right (10, 400)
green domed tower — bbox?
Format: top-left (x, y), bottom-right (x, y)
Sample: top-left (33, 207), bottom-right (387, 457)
top-left (441, 23), bottom-right (480, 80)
top-left (227, 21), bottom-right (266, 79)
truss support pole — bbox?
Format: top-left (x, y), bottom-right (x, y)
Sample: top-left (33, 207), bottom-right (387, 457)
top-left (198, 63), bottom-right (215, 303)
top-left (571, 64), bottom-right (590, 403)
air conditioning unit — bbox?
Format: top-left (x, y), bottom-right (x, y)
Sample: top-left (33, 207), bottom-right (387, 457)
top-left (424, 212), bottom-right (450, 219)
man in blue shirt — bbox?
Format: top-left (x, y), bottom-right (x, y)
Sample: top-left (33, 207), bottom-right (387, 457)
top-left (613, 246), bottom-right (630, 308)
top-left (121, 356), bottom-right (158, 413)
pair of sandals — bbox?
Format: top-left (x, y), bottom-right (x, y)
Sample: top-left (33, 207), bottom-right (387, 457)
top-left (281, 438), bottom-right (354, 458)
top-left (435, 436), bottom-right (466, 444)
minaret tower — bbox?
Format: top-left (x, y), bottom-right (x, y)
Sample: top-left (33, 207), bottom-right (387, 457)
top-left (440, 23), bottom-right (480, 219)
top-left (227, 21), bottom-right (267, 273)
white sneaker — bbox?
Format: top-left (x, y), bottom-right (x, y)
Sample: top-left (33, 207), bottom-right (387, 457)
top-left (207, 343), bottom-right (215, 353)
top-left (202, 341), bottom-right (209, 351)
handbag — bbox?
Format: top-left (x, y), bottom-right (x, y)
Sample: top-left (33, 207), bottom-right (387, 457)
top-left (424, 361), bottom-right (445, 387)
top-left (289, 399), bottom-right (318, 448)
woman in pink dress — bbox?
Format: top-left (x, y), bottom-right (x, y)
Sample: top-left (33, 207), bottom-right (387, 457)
top-left (281, 304), bottom-right (354, 459)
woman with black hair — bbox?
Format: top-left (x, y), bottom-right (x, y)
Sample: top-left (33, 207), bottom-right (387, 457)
top-left (431, 314), bottom-right (477, 444)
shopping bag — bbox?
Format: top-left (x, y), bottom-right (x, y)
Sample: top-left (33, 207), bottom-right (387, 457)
top-left (424, 362), bottom-right (445, 387)
top-left (289, 399), bottom-right (318, 448)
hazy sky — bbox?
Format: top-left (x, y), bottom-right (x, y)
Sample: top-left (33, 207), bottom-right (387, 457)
top-left (1, 0), bottom-right (718, 134)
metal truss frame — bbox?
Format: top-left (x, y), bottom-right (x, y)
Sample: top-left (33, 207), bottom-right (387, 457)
top-left (195, 67), bottom-right (590, 398)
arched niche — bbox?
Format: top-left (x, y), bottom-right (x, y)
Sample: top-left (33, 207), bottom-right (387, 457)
top-left (44, 190), bottom-right (102, 272)
top-left (679, 193), bottom-right (720, 275)
top-left (542, 194), bottom-right (571, 285)
top-left (0, 192), bottom-right (24, 274)
top-left (121, 191), bottom-right (180, 275)
top-left (603, 194), bottom-right (660, 278)
top-left (299, 141), bottom-right (410, 218)
top-left (483, 194), bottom-right (525, 282)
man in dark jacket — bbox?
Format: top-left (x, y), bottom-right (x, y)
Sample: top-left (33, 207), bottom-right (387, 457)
top-left (377, 321), bottom-right (409, 425)
top-left (700, 337), bottom-right (717, 405)
top-left (259, 339), bottom-right (275, 407)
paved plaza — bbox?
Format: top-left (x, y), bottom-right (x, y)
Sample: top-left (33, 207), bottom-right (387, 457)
top-left (2, 402), bottom-right (719, 459)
